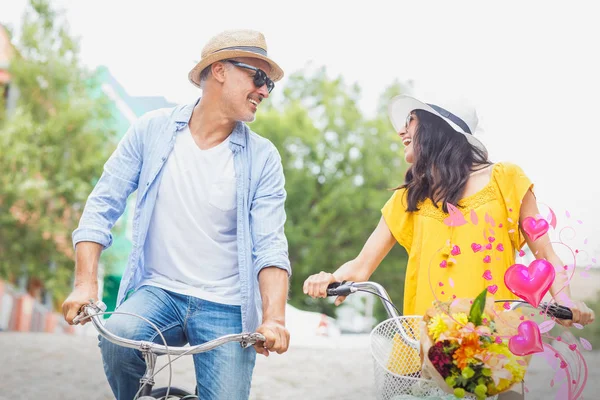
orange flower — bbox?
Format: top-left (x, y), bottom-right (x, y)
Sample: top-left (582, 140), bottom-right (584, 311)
top-left (452, 331), bottom-right (482, 369)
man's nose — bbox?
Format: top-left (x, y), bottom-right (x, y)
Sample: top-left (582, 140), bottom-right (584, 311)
top-left (256, 84), bottom-right (270, 98)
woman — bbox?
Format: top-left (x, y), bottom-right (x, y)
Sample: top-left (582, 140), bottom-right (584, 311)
top-left (303, 95), bottom-right (594, 326)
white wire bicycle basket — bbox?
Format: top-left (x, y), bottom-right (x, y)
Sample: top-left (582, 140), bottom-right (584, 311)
top-left (370, 316), bottom-right (499, 400)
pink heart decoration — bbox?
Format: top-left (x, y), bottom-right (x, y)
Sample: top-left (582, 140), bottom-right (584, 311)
top-left (451, 245), bottom-right (461, 256)
top-left (522, 217), bottom-right (549, 242)
top-left (471, 243), bottom-right (482, 253)
top-left (504, 260), bottom-right (556, 307)
top-left (482, 270), bottom-right (492, 280)
top-left (488, 284), bottom-right (498, 294)
top-left (496, 243), bottom-right (504, 252)
top-left (509, 320), bottom-right (544, 356)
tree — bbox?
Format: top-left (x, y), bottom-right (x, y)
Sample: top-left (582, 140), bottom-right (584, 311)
top-left (0, 0), bottom-right (115, 306)
top-left (251, 67), bottom-right (411, 318)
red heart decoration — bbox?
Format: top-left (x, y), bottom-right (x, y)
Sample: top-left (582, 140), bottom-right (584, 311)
top-left (504, 260), bottom-right (556, 307)
top-left (509, 320), bottom-right (544, 356)
top-left (522, 217), bottom-right (549, 242)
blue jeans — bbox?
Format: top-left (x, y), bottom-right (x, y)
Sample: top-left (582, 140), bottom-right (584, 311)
top-left (99, 285), bottom-right (256, 400)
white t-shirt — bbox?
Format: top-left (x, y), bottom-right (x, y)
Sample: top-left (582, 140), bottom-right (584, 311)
top-left (140, 126), bottom-right (240, 305)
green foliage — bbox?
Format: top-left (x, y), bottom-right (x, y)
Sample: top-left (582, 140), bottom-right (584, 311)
top-left (469, 288), bottom-right (488, 326)
top-left (251, 67), bottom-right (410, 317)
top-left (0, 0), bottom-right (115, 305)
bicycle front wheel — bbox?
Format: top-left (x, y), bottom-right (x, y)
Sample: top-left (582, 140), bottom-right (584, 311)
top-left (149, 386), bottom-right (196, 399)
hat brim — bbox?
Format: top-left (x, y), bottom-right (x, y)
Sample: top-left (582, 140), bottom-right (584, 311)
top-left (188, 50), bottom-right (284, 88)
top-left (388, 95), bottom-right (487, 153)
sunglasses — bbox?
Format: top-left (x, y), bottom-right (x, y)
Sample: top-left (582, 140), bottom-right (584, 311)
top-left (225, 60), bottom-right (275, 93)
top-left (405, 113), bottom-right (415, 130)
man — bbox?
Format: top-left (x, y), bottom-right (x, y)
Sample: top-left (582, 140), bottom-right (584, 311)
top-left (62, 29), bottom-right (291, 400)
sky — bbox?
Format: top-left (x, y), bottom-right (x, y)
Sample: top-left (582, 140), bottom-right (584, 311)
top-left (2, 0), bottom-right (599, 265)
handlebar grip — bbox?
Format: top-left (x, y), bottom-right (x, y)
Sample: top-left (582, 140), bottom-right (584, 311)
top-left (540, 302), bottom-right (573, 320)
top-left (72, 313), bottom-right (84, 325)
top-left (326, 282), bottom-right (353, 297)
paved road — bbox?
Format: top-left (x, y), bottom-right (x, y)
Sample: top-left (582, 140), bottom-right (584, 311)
top-left (0, 332), bottom-right (596, 399)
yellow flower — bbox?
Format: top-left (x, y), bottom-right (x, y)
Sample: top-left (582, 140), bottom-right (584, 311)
top-left (428, 314), bottom-right (448, 341)
top-left (482, 343), bottom-right (527, 393)
top-left (506, 359), bottom-right (526, 383)
top-left (452, 312), bottom-right (469, 327)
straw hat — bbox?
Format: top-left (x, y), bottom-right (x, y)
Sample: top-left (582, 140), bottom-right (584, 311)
top-left (188, 29), bottom-right (284, 88)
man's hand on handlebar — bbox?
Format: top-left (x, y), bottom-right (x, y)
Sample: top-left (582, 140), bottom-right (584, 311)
top-left (62, 283), bottom-right (98, 326)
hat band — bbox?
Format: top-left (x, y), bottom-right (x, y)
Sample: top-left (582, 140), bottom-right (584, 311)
top-left (213, 46), bottom-right (268, 57)
top-left (427, 103), bottom-right (472, 134)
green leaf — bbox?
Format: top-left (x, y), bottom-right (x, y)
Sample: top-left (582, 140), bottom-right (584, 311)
top-left (468, 288), bottom-right (488, 326)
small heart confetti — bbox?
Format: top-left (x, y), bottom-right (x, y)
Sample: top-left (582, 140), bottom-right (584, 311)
top-left (560, 361), bottom-right (567, 369)
top-left (483, 255), bottom-right (491, 263)
top-left (483, 270), bottom-right (492, 280)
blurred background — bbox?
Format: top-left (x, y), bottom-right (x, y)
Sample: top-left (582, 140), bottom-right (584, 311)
top-left (1, 1), bottom-right (599, 399)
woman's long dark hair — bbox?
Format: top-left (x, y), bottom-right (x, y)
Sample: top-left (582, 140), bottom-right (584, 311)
top-left (400, 109), bottom-right (491, 213)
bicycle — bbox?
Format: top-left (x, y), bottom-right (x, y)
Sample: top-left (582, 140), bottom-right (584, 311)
top-left (72, 300), bottom-right (265, 400)
top-left (325, 281), bottom-right (573, 400)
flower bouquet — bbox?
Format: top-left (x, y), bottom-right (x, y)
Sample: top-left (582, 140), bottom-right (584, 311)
top-left (420, 289), bottom-right (529, 399)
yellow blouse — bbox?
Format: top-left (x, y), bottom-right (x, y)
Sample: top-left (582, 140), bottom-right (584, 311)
top-left (381, 162), bottom-right (533, 316)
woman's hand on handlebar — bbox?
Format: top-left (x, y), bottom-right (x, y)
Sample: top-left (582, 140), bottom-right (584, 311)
top-left (556, 298), bottom-right (595, 327)
top-left (303, 272), bottom-right (347, 306)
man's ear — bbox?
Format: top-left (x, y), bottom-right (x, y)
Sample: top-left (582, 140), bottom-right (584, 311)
top-left (211, 61), bottom-right (227, 84)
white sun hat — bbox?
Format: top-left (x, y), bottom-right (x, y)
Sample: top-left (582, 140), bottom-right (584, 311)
top-left (388, 94), bottom-right (487, 154)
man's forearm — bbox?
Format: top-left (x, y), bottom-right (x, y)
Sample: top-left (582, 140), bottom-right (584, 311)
top-left (258, 267), bottom-right (289, 323)
top-left (74, 241), bottom-right (103, 288)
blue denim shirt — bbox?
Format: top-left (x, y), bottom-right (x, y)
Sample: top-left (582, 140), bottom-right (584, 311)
top-left (72, 99), bottom-right (291, 332)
